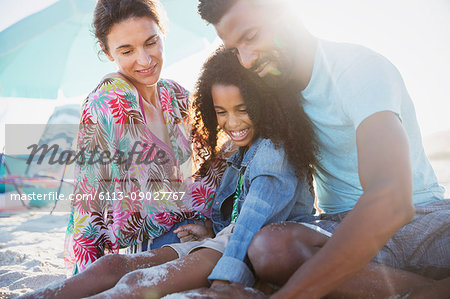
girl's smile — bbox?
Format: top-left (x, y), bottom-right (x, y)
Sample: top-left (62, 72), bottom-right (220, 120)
top-left (212, 84), bottom-right (256, 147)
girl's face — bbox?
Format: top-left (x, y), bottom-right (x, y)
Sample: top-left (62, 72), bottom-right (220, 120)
top-left (104, 16), bottom-right (164, 89)
top-left (212, 84), bottom-right (256, 147)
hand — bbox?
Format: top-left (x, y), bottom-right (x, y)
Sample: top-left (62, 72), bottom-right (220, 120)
top-left (174, 220), bottom-right (214, 242)
top-left (172, 283), bottom-right (268, 299)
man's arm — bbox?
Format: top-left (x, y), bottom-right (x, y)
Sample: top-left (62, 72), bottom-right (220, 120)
top-left (272, 111), bottom-right (415, 299)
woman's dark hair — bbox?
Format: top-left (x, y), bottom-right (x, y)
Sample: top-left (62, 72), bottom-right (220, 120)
top-left (192, 47), bottom-right (318, 192)
top-left (93, 0), bottom-right (167, 52)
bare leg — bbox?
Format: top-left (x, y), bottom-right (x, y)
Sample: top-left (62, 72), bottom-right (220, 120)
top-left (249, 222), bottom-right (329, 285)
top-left (248, 222), bottom-right (436, 298)
top-left (90, 248), bottom-right (222, 299)
top-left (19, 247), bottom-right (178, 299)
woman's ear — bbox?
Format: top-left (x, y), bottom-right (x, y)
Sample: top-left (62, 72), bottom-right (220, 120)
top-left (100, 42), bottom-right (114, 62)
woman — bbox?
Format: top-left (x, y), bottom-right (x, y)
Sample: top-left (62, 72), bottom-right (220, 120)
top-left (64, 0), bottom-right (228, 276)
top-left (22, 47), bottom-right (318, 299)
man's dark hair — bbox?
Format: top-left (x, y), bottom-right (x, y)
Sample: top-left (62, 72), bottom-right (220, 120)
top-left (197, 0), bottom-right (239, 24)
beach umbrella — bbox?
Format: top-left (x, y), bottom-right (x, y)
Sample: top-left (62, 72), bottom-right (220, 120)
top-left (0, 0), bottom-right (217, 99)
top-left (0, 0), bottom-right (113, 99)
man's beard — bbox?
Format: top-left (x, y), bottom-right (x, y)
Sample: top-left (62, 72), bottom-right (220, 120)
top-left (259, 57), bottom-right (293, 89)
top-left (251, 43), bottom-right (296, 89)
top-left (260, 70), bottom-right (289, 88)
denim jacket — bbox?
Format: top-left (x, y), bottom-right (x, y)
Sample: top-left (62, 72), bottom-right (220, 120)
top-left (208, 137), bottom-right (315, 286)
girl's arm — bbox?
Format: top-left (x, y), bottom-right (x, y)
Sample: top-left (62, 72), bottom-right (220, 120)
top-left (208, 140), bottom-right (313, 286)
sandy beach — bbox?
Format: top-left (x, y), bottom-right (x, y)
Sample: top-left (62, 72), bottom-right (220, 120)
top-left (0, 212), bottom-right (68, 298)
top-left (1, 131), bottom-right (449, 298)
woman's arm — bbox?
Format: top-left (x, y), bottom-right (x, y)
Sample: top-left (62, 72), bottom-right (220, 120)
top-left (64, 76), bottom-right (136, 274)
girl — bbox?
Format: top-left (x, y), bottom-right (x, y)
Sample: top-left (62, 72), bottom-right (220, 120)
top-left (22, 48), bottom-right (318, 298)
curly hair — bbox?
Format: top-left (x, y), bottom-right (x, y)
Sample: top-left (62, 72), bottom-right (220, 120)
top-left (192, 48), bottom-right (318, 192)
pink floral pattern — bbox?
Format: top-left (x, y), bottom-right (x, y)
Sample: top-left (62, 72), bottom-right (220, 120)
top-left (64, 76), bottom-right (228, 275)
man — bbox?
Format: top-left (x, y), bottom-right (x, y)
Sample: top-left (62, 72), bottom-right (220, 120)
top-left (189, 0), bottom-right (450, 298)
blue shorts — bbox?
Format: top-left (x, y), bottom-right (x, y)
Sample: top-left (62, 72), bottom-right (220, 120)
top-left (312, 199), bottom-right (450, 279)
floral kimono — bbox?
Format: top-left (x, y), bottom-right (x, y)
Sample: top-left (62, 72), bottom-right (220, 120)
top-left (64, 76), bottom-right (227, 275)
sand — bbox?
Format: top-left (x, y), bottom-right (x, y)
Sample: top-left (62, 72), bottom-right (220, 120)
top-left (0, 131), bottom-right (449, 298)
top-left (0, 212), bottom-right (69, 298)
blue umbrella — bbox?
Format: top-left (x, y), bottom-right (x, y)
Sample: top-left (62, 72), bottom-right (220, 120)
top-left (0, 0), bottom-right (216, 99)
top-left (0, 0), bottom-right (110, 98)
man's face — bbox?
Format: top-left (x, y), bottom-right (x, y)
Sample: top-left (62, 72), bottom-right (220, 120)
top-left (215, 0), bottom-right (296, 88)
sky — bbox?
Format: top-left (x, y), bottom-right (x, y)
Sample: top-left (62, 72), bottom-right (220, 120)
top-left (1, 0), bottom-right (450, 143)
top-left (296, 0), bottom-right (450, 136)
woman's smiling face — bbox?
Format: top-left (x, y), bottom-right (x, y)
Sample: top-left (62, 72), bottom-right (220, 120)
top-left (104, 16), bottom-right (164, 88)
top-left (212, 84), bottom-right (256, 147)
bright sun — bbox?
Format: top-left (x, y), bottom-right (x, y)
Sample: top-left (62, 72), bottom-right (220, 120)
top-left (278, 0), bottom-right (450, 136)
